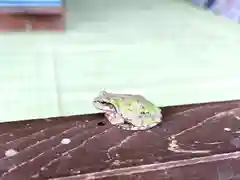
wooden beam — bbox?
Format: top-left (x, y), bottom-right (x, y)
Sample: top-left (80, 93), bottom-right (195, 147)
top-left (0, 2), bottom-right (64, 31)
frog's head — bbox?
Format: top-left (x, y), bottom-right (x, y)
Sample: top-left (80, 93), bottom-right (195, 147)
top-left (93, 91), bottom-right (117, 113)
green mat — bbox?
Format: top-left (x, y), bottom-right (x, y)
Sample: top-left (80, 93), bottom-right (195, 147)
top-left (1, 0), bottom-right (240, 122)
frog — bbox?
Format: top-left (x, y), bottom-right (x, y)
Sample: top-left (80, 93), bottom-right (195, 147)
top-left (92, 91), bottom-right (162, 130)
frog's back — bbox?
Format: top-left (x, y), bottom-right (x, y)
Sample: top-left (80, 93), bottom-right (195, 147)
top-left (116, 95), bottom-right (160, 118)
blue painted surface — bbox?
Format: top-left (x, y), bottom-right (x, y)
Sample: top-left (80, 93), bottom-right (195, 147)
top-left (192, 0), bottom-right (240, 22)
top-left (204, 0), bottom-right (216, 8)
top-left (0, 0), bottom-right (61, 7)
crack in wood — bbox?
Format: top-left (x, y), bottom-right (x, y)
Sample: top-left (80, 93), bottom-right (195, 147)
top-left (50, 151), bottom-right (240, 180)
top-left (167, 107), bottom-right (240, 154)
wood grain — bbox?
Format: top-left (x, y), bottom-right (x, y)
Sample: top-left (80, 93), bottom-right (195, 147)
top-left (0, 100), bottom-right (240, 179)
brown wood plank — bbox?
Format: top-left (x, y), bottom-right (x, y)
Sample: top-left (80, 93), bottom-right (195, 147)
top-left (0, 7), bottom-right (64, 31)
top-left (0, 100), bottom-right (240, 179)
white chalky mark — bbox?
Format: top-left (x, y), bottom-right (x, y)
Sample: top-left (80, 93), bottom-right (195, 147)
top-left (44, 127), bottom-right (114, 170)
top-left (61, 138), bottom-right (71, 145)
top-left (49, 151), bottom-right (240, 180)
top-left (224, 128), bottom-right (231, 132)
top-left (31, 173), bottom-right (39, 178)
top-left (173, 107), bottom-right (239, 138)
top-left (0, 124), bottom-right (85, 178)
top-left (107, 132), bottom-right (139, 155)
top-left (112, 159), bottom-right (143, 167)
top-left (70, 169), bottom-right (81, 174)
top-left (167, 107), bottom-right (240, 154)
top-left (235, 116), bottom-right (240, 120)
top-left (112, 160), bottom-right (121, 166)
top-left (5, 149), bottom-right (18, 157)
top-left (25, 129), bottom-right (104, 178)
top-left (106, 132), bottom-right (139, 160)
top-left (168, 146), bottom-right (210, 154)
top-left (1, 123), bottom-right (78, 160)
top-left (204, 142), bottom-right (223, 145)
top-left (5, 122), bottom-right (74, 146)
top-left (167, 137), bottom-right (208, 153)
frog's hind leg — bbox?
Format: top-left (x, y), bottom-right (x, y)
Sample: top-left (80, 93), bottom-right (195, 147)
top-left (141, 122), bottom-right (160, 130)
top-left (118, 122), bottom-right (160, 131)
top-left (117, 123), bottom-right (136, 131)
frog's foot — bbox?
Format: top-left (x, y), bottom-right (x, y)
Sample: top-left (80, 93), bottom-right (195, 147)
top-left (118, 122), bottom-right (160, 131)
top-left (117, 123), bottom-right (136, 130)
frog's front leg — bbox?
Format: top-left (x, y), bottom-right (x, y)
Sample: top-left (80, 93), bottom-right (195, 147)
top-left (117, 121), bottom-right (151, 131)
top-left (104, 112), bottom-right (124, 125)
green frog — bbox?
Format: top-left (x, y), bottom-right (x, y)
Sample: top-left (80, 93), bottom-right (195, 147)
top-left (93, 91), bottom-right (162, 130)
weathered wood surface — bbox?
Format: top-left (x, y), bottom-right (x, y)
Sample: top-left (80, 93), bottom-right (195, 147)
top-left (1, 100), bottom-right (240, 179)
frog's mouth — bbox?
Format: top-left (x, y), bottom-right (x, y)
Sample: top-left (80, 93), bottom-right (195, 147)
top-left (93, 100), bottom-right (117, 113)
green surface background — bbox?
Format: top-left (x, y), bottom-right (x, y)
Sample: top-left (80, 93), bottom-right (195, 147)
top-left (1, 0), bottom-right (240, 122)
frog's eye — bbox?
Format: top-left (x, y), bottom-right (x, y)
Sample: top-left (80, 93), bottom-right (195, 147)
top-left (99, 91), bottom-right (107, 96)
top-left (100, 102), bottom-right (114, 109)
top-left (108, 104), bottom-right (115, 110)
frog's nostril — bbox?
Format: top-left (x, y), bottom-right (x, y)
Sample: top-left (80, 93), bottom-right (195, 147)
top-left (97, 121), bottom-right (106, 126)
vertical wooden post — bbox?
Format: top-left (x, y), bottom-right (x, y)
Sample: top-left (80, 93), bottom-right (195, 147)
top-left (0, 1), bottom-right (64, 31)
